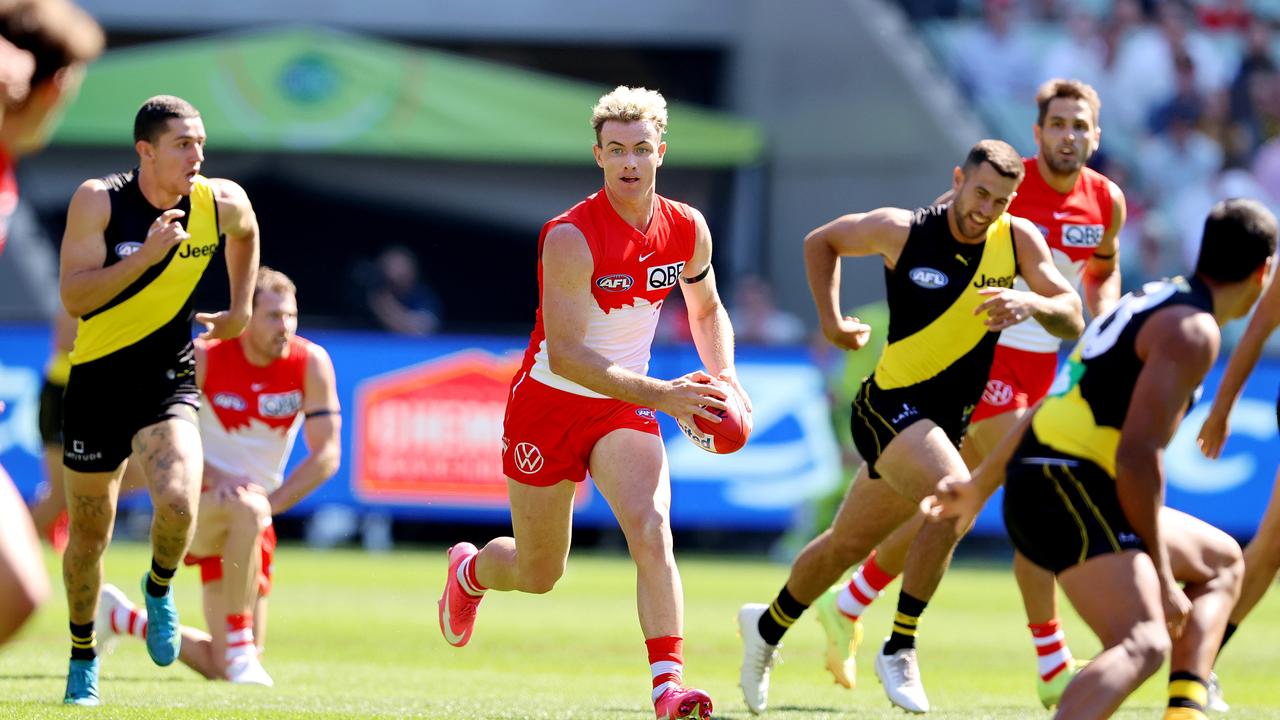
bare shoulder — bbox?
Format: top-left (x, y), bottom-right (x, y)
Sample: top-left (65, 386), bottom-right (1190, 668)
top-left (543, 221), bottom-right (589, 253)
top-left (1145, 304), bottom-right (1219, 367)
top-left (305, 340), bottom-right (336, 373)
top-left (208, 177), bottom-right (251, 208)
top-left (1009, 215), bottom-right (1046, 242)
top-left (68, 178), bottom-right (111, 215)
top-left (867, 206), bottom-right (914, 231)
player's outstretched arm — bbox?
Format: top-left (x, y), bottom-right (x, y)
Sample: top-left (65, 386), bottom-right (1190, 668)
top-left (1199, 267), bottom-right (1280, 458)
top-left (59, 180), bottom-right (186, 317)
top-left (803, 207), bottom-right (911, 351)
top-left (268, 344), bottom-right (341, 515)
top-left (987, 217), bottom-right (1084, 339)
top-left (1117, 306), bottom-right (1219, 636)
top-left (196, 178), bottom-right (259, 340)
top-left (1081, 181), bottom-right (1126, 319)
top-left (540, 223), bottom-right (727, 425)
top-left (680, 208), bottom-right (750, 412)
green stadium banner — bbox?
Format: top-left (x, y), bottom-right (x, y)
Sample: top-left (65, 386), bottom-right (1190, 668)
top-left (50, 27), bottom-right (762, 167)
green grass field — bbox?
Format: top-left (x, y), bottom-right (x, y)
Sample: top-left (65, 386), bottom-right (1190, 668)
top-left (1, 541), bottom-right (1277, 718)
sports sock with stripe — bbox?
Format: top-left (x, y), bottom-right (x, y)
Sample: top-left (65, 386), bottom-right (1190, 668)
top-left (837, 550), bottom-right (898, 621)
top-left (757, 585), bottom-right (808, 646)
top-left (883, 591), bottom-right (927, 655)
top-left (647, 636), bottom-right (684, 702)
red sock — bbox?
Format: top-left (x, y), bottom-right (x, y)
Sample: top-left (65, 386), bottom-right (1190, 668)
top-left (837, 550), bottom-right (898, 620)
top-left (646, 635), bottom-right (684, 702)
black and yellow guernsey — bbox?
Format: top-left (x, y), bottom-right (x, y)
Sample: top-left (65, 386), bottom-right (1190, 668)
top-left (1031, 276), bottom-right (1215, 476)
top-left (70, 170), bottom-right (220, 366)
top-left (850, 204), bottom-right (1016, 476)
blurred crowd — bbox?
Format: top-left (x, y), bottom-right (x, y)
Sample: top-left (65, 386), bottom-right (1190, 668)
top-left (928, 0), bottom-right (1280, 291)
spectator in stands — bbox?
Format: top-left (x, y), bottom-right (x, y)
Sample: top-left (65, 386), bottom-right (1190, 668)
top-left (731, 275), bottom-right (805, 346)
top-left (1254, 135), bottom-right (1280, 204)
top-left (955, 0), bottom-right (1037, 105)
top-left (355, 245), bottom-right (442, 336)
top-left (1139, 100), bottom-right (1222, 201)
top-left (1195, 0), bottom-right (1253, 32)
top-left (1040, 10), bottom-right (1108, 92)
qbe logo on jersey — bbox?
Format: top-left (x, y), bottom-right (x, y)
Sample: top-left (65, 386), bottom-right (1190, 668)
top-left (1062, 224), bottom-right (1104, 248)
top-left (647, 261), bottom-right (686, 290)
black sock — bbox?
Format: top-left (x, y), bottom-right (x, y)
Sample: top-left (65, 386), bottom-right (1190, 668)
top-left (756, 585), bottom-right (809, 646)
top-left (145, 557), bottom-right (176, 598)
top-left (1168, 670), bottom-right (1208, 712)
top-left (70, 621), bottom-right (95, 661)
top-left (883, 592), bottom-right (928, 655)
top-left (1217, 622), bottom-right (1238, 659)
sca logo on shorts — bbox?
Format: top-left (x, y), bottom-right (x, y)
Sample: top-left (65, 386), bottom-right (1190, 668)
top-left (909, 267), bottom-right (948, 289)
top-left (213, 392), bottom-right (247, 412)
top-left (648, 261), bottom-right (686, 290)
top-left (596, 274), bottom-right (634, 292)
top-left (115, 241), bottom-right (144, 258)
top-left (1062, 224), bottom-right (1104, 248)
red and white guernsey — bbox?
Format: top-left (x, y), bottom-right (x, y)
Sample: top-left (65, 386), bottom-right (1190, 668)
top-left (1000, 157), bottom-right (1115, 353)
top-left (520, 189), bottom-right (697, 398)
top-left (199, 335), bottom-right (311, 492)
top-left (0, 148), bottom-right (17, 257)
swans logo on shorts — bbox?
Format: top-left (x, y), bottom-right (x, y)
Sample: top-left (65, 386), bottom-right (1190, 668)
top-left (909, 267), bottom-right (948, 289)
top-left (983, 379), bottom-right (1014, 406)
top-left (513, 442), bottom-right (544, 474)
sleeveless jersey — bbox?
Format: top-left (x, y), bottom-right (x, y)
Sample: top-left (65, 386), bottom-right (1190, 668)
top-left (520, 189), bottom-right (697, 398)
top-left (198, 335), bottom-right (311, 492)
top-left (873, 205), bottom-right (1017, 397)
top-left (70, 170), bottom-right (221, 365)
top-left (1000, 158), bottom-right (1114, 353)
top-left (1032, 276), bottom-right (1214, 477)
top-left (0, 148), bottom-right (16, 257)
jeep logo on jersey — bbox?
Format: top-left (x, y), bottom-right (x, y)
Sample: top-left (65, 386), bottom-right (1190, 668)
top-left (259, 390), bottom-right (303, 419)
top-left (1062, 224), bottom-right (1104, 248)
top-left (213, 392), bottom-right (247, 412)
top-left (648, 261), bottom-right (686, 290)
top-left (115, 241), bottom-right (144, 258)
top-left (973, 273), bottom-right (1015, 289)
top-left (178, 241), bottom-right (219, 259)
top-left (909, 267), bottom-right (948, 289)
top-left (596, 274), bottom-right (634, 292)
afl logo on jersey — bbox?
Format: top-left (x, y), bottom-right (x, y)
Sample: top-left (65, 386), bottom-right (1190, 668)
top-left (259, 390), bottom-right (303, 419)
top-left (596, 274), bottom-right (634, 292)
top-left (115, 241), bottom-right (144, 258)
top-left (213, 392), bottom-right (247, 412)
top-left (909, 267), bottom-right (948, 289)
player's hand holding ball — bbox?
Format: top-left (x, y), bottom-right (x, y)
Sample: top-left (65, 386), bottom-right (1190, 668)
top-left (668, 370), bottom-right (752, 454)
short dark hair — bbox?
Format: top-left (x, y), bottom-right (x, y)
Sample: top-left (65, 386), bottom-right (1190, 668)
top-left (0, 0), bottom-right (103, 89)
top-left (962, 139), bottom-right (1024, 183)
top-left (133, 95), bottom-right (200, 143)
top-left (1035, 78), bottom-right (1102, 128)
top-left (1195, 198), bottom-right (1278, 283)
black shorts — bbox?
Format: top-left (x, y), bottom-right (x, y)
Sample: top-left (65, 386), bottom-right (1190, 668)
top-left (1003, 430), bottom-right (1146, 574)
top-left (62, 342), bottom-right (199, 473)
top-left (39, 379), bottom-right (65, 446)
top-left (849, 375), bottom-right (971, 479)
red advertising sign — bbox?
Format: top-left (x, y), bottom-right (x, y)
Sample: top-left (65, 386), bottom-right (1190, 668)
top-left (353, 350), bottom-right (587, 507)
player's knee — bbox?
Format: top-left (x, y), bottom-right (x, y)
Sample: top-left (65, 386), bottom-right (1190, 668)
top-left (228, 491), bottom-right (271, 526)
top-left (826, 530), bottom-right (870, 569)
top-left (153, 486), bottom-right (197, 523)
top-left (621, 509), bottom-right (672, 560)
top-left (1126, 621), bottom-right (1171, 677)
top-left (66, 519), bottom-right (112, 555)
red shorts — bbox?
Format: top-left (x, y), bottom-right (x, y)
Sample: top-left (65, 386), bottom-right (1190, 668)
top-left (502, 373), bottom-right (661, 487)
top-left (183, 523), bottom-right (277, 597)
top-left (969, 344), bottom-right (1059, 425)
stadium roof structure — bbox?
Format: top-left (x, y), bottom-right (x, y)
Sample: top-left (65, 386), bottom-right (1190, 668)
top-left (50, 26), bottom-right (763, 167)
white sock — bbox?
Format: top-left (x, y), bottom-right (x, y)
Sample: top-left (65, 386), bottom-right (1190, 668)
top-left (112, 605), bottom-right (148, 639)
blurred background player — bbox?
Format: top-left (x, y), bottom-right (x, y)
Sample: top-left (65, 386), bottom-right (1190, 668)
top-left (928, 198), bottom-right (1277, 720)
top-left (438, 86), bottom-right (750, 720)
top-left (737, 139), bottom-right (1083, 715)
top-left (95, 266), bottom-right (341, 687)
top-left (28, 307), bottom-right (146, 552)
top-left (817, 78), bottom-right (1127, 710)
top-left (57, 94), bottom-right (260, 705)
top-left (0, 0), bottom-right (103, 650)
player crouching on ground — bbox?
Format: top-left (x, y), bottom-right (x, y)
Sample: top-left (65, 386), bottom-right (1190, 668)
top-left (97, 267), bottom-right (341, 686)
